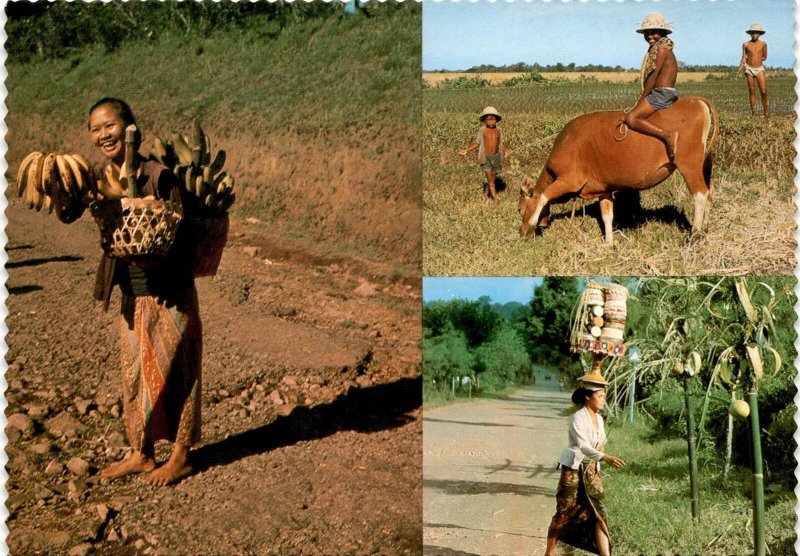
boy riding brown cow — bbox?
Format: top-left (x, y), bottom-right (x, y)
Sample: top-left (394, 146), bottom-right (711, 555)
top-left (623, 13), bottom-right (679, 161)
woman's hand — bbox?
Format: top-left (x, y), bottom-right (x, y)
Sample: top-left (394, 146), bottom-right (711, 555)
top-left (602, 454), bottom-right (625, 469)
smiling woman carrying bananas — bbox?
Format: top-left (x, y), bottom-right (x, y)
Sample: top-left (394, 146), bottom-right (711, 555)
top-left (89, 97), bottom-right (203, 487)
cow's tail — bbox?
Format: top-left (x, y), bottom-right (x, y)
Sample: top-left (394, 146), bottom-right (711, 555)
top-left (697, 96), bottom-right (720, 155)
top-left (697, 96), bottom-right (719, 202)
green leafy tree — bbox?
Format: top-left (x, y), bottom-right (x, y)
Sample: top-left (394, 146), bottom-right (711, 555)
top-left (423, 325), bottom-right (475, 396)
top-left (474, 321), bottom-right (533, 391)
top-left (523, 277), bottom-right (580, 368)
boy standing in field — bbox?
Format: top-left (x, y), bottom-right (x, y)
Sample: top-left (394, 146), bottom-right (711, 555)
top-left (623, 13), bottom-right (679, 161)
top-left (737, 23), bottom-right (769, 118)
top-left (460, 106), bottom-right (511, 204)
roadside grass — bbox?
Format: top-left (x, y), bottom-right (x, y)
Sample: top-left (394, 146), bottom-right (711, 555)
top-left (8, 12), bottom-right (420, 142)
top-left (599, 420), bottom-right (795, 556)
top-left (423, 79), bottom-right (795, 276)
top-left (422, 383), bottom-right (528, 409)
top-left (7, 5), bottom-right (422, 269)
top-left (422, 386), bottom-right (483, 409)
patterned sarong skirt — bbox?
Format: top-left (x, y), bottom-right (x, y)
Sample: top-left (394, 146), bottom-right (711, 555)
top-left (119, 287), bottom-right (202, 450)
top-left (548, 461), bottom-right (611, 555)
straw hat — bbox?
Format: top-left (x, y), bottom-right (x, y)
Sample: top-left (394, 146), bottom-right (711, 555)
top-left (746, 23), bottom-right (765, 35)
top-left (636, 13), bottom-right (673, 35)
top-left (579, 371), bottom-right (609, 388)
top-left (479, 106), bottom-right (502, 122)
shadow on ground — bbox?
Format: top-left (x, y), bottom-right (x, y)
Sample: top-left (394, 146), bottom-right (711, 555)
top-left (423, 544), bottom-right (482, 556)
top-left (423, 478), bottom-right (556, 497)
top-left (422, 417), bottom-right (518, 428)
top-left (7, 254), bottom-right (83, 269)
top-left (484, 459), bottom-right (559, 479)
top-left (193, 376), bottom-right (420, 472)
top-left (545, 190), bottom-right (692, 235)
top-left (8, 285), bottom-right (44, 295)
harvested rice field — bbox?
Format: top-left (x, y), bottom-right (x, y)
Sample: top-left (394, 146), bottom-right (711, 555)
top-left (423, 77), bottom-right (796, 276)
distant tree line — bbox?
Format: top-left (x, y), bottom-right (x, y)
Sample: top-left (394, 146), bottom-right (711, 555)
top-left (423, 278), bottom-right (583, 400)
top-left (427, 62), bottom-right (790, 73)
top-left (464, 62), bottom-right (630, 73)
top-left (5, 1), bottom-right (405, 64)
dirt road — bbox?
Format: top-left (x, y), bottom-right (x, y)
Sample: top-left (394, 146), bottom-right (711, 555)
top-left (423, 369), bottom-right (570, 556)
top-left (4, 197), bottom-right (422, 555)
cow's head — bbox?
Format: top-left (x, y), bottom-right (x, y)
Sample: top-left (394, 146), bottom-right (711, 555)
top-left (518, 177), bottom-right (549, 237)
top-left (518, 173), bottom-right (553, 237)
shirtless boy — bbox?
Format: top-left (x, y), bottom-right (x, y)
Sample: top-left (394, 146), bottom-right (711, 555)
top-left (623, 13), bottom-right (679, 161)
top-left (460, 106), bottom-right (511, 204)
top-left (737, 23), bottom-right (769, 118)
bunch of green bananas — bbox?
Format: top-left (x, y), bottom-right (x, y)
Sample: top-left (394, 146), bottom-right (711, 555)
top-left (149, 122), bottom-right (235, 214)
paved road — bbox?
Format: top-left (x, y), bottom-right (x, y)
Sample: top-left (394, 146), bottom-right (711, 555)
top-left (423, 369), bottom-right (572, 556)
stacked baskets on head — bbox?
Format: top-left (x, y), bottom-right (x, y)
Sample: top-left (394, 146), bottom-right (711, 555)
top-left (601, 283), bottom-right (628, 345)
top-left (571, 281), bottom-right (628, 358)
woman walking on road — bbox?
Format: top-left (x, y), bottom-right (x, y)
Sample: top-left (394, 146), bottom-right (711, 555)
top-left (544, 373), bottom-right (625, 556)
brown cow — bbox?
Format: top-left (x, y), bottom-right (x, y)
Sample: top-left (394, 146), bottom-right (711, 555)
top-left (519, 96), bottom-right (719, 244)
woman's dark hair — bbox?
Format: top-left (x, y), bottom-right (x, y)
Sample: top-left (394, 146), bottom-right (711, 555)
top-left (571, 387), bottom-right (603, 405)
top-left (88, 97), bottom-right (137, 129)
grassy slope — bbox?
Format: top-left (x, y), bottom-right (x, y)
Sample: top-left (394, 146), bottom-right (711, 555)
top-left (422, 79), bottom-right (796, 276)
top-left (6, 5), bottom-right (421, 270)
top-left (602, 420), bottom-right (794, 556)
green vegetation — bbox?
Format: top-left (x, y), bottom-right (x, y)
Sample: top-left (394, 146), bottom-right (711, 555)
top-left (423, 77), bottom-right (796, 275)
top-left (621, 277), bottom-right (797, 486)
top-left (604, 420), bottom-right (795, 556)
top-left (5, 2), bottom-right (383, 63)
top-left (7, 3), bottom-right (421, 267)
top-left (434, 75), bottom-right (491, 90)
top-left (423, 298), bottom-right (530, 399)
top-left (423, 278), bottom-right (586, 401)
top-left (432, 62), bottom-right (773, 74)
top-left (593, 276), bottom-right (796, 555)
top-left (423, 276), bottom-right (796, 553)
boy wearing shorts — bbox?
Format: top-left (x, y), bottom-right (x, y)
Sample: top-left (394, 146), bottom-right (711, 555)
top-left (460, 106), bottom-right (511, 204)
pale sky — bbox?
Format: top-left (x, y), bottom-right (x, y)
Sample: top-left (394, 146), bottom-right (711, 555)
top-left (423, 0), bottom-right (795, 70)
top-left (423, 277), bottom-right (544, 305)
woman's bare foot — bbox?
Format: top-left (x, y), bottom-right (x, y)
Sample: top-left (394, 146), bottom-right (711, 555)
top-left (144, 444), bottom-right (193, 487)
top-left (101, 450), bottom-right (156, 479)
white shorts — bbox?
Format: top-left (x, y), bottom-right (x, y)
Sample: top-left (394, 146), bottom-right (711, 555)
top-left (745, 64), bottom-right (766, 77)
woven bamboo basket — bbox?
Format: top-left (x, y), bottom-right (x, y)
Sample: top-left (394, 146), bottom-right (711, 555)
top-left (90, 197), bottom-right (183, 263)
top-left (185, 215), bottom-right (229, 277)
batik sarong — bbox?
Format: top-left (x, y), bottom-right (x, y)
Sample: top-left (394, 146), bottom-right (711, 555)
top-left (119, 286), bottom-right (202, 450)
top-left (548, 461), bottom-right (611, 555)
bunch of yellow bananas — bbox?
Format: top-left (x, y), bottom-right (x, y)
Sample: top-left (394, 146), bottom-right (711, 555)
top-left (16, 151), bottom-right (97, 221)
top-left (149, 122), bottom-right (235, 214)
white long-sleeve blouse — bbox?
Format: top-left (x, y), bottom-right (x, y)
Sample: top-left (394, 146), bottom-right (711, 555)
top-left (557, 406), bottom-right (606, 470)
